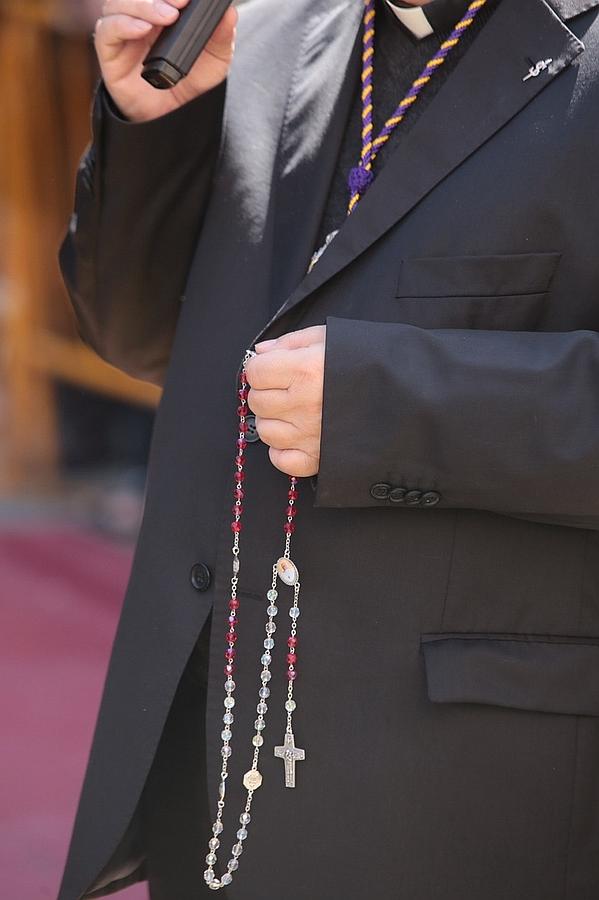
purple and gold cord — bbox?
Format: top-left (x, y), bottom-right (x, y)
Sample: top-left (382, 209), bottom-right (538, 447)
top-left (348, 0), bottom-right (488, 214)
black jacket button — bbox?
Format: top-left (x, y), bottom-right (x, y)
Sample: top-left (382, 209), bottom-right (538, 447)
top-left (245, 414), bottom-right (260, 443)
top-left (421, 491), bottom-right (441, 507)
top-left (370, 482), bottom-right (392, 500)
top-left (190, 562), bottom-right (212, 592)
top-left (389, 487), bottom-right (407, 504)
top-left (404, 490), bottom-right (423, 507)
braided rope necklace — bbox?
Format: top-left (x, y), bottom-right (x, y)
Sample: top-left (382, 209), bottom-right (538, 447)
top-left (202, 0), bottom-right (488, 890)
top-left (348, 0), bottom-right (488, 212)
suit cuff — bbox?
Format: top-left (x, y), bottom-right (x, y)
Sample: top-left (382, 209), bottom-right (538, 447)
top-left (314, 316), bottom-right (444, 510)
top-left (97, 77), bottom-right (226, 132)
top-left (93, 78), bottom-right (226, 199)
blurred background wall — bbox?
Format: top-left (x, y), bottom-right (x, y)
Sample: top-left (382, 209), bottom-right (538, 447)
top-left (0, 1), bottom-right (161, 896)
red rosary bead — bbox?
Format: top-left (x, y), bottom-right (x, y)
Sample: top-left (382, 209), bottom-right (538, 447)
top-left (225, 376), bottom-right (302, 797)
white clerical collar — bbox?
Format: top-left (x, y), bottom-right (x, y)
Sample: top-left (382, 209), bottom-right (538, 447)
top-left (385, 0), bottom-right (473, 40)
top-left (385, 1), bottom-right (434, 38)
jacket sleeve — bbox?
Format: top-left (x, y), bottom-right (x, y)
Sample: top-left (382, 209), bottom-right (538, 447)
top-left (314, 316), bottom-right (599, 530)
top-left (59, 79), bottom-right (226, 386)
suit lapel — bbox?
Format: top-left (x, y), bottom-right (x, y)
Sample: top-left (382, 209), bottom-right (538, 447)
top-left (266, 0), bottom-right (364, 312)
top-left (549, 0), bottom-right (599, 17)
top-left (251, 0), bottom-right (585, 346)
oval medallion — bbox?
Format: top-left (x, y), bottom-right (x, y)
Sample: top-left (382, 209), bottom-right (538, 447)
top-left (276, 557), bottom-right (299, 586)
top-left (243, 769), bottom-right (263, 791)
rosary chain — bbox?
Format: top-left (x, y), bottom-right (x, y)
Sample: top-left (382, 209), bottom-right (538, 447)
top-left (202, 354), bottom-right (303, 891)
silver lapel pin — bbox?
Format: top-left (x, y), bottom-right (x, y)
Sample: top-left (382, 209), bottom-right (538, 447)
top-left (523, 58), bottom-right (553, 82)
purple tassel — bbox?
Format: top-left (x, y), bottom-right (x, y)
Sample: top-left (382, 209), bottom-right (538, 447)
top-left (348, 164), bottom-right (375, 197)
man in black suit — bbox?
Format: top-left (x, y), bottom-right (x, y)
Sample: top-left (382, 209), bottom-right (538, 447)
top-left (57, 0), bottom-right (599, 898)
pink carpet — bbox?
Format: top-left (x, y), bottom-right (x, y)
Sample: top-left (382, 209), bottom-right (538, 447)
top-left (0, 525), bottom-right (148, 899)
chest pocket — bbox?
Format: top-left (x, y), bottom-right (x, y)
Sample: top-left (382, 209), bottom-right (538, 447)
top-left (395, 252), bottom-right (561, 330)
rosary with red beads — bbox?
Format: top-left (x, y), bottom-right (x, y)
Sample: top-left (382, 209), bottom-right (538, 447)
top-left (202, 0), bottom-right (488, 890)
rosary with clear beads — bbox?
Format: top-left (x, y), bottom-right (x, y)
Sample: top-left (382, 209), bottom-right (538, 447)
top-left (202, 355), bottom-right (305, 891)
top-left (202, 0), bottom-right (487, 887)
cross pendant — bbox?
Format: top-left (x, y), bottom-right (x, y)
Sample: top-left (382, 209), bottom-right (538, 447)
top-left (274, 731), bottom-right (305, 788)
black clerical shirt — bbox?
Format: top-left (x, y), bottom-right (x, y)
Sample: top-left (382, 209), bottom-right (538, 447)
top-left (316, 0), bottom-right (499, 251)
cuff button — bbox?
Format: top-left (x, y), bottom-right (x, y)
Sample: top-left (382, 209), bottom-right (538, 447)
top-left (404, 490), bottom-right (423, 507)
top-left (370, 482), bottom-right (392, 500)
top-left (421, 491), bottom-right (441, 507)
top-left (389, 487), bottom-right (407, 504)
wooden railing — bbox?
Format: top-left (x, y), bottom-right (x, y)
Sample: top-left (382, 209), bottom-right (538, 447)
top-left (0, 0), bottom-right (161, 491)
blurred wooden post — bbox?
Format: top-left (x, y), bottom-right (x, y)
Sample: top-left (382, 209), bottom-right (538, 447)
top-left (0, 8), bottom-right (63, 489)
top-left (0, 0), bottom-right (161, 492)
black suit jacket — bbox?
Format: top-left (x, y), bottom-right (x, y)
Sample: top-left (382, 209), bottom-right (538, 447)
top-left (58, 1), bottom-right (599, 898)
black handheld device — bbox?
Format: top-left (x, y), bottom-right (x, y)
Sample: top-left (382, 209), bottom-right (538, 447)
top-left (142, 0), bottom-right (232, 90)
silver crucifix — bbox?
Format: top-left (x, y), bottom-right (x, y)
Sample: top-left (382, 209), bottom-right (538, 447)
top-left (274, 731), bottom-right (305, 788)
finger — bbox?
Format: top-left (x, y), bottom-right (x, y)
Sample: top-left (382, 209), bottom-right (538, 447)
top-left (268, 447), bottom-right (318, 479)
top-left (181, 5), bottom-right (236, 86)
top-left (247, 388), bottom-right (290, 419)
top-left (255, 418), bottom-right (300, 450)
top-left (101, 0), bottom-right (184, 21)
top-left (95, 14), bottom-right (156, 52)
top-left (245, 350), bottom-right (293, 391)
top-left (205, 5), bottom-right (237, 54)
top-left (255, 325), bottom-right (326, 353)
top-left (95, 3), bottom-right (180, 54)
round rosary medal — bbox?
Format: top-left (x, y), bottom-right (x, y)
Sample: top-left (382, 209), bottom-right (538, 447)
top-left (243, 770), bottom-right (263, 791)
top-left (276, 557), bottom-right (299, 586)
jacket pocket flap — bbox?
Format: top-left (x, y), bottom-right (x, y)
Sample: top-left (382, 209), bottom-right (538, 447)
top-left (421, 633), bottom-right (599, 717)
top-left (397, 253), bottom-right (561, 298)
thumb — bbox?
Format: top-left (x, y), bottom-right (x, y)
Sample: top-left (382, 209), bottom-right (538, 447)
top-left (255, 325), bottom-right (326, 353)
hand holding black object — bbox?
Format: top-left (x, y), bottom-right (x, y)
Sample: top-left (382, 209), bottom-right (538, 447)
top-left (94, 0), bottom-right (236, 123)
top-left (142, 0), bottom-right (234, 89)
